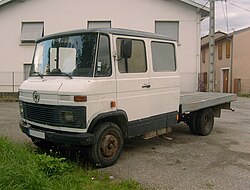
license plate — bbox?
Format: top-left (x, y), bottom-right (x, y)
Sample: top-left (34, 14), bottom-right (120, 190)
top-left (29, 129), bottom-right (45, 139)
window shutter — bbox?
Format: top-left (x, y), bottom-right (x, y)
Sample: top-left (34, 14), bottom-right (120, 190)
top-left (218, 44), bottom-right (222, 60)
top-left (155, 21), bottom-right (179, 42)
top-left (21, 22), bottom-right (44, 43)
top-left (226, 41), bottom-right (230, 58)
top-left (87, 21), bottom-right (111, 29)
top-left (202, 49), bottom-right (206, 63)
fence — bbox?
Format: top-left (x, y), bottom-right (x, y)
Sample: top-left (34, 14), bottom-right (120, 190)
top-left (1, 71), bottom-right (249, 95)
top-left (0, 72), bottom-right (24, 93)
top-left (197, 73), bottom-right (250, 94)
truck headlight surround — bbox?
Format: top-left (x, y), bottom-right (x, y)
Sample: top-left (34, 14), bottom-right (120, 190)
top-left (19, 101), bottom-right (24, 117)
top-left (61, 111), bottom-right (74, 123)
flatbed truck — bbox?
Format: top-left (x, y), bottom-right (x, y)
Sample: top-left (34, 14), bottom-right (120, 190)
top-left (19, 28), bottom-right (236, 167)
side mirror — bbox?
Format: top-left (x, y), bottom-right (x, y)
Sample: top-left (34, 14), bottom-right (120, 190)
top-left (121, 39), bottom-right (132, 59)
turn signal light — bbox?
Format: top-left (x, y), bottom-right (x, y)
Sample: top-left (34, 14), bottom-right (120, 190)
top-left (74, 95), bottom-right (87, 102)
top-left (111, 101), bottom-right (116, 108)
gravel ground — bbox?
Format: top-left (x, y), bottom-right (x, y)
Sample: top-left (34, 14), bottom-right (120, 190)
top-left (0, 98), bottom-right (250, 190)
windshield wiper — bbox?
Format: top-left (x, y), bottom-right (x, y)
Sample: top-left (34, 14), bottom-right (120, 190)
top-left (61, 72), bottom-right (73, 79)
top-left (32, 72), bottom-right (44, 79)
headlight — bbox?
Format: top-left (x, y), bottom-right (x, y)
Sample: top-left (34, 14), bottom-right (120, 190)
top-left (19, 101), bottom-right (24, 117)
top-left (61, 111), bottom-right (74, 123)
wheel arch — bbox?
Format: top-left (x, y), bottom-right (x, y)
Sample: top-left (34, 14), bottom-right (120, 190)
top-left (88, 110), bottom-right (128, 138)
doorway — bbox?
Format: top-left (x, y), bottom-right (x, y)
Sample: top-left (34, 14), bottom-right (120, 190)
top-left (222, 69), bottom-right (229, 93)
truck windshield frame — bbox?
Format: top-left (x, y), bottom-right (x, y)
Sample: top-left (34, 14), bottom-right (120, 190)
top-left (30, 33), bottom-right (98, 78)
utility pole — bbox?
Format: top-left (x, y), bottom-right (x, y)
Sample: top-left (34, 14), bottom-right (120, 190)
top-left (208, 0), bottom-right (215, 92)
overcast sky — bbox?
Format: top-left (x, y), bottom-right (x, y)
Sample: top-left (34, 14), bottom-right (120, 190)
top-left (1, 0), bottom-right (249, 37)
top-left (194, 0), bottom-right (250, 36)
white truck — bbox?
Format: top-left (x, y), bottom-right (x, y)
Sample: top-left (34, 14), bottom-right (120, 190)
top-left (19, 28), bottom-right (236, 167)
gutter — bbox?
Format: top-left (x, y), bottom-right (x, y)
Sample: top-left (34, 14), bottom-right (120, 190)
top-left (0, 0), bottom-right (24, 7)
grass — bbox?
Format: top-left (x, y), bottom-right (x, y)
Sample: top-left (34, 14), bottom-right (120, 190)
top-left (204, 181), bottom-right (214, 189)
top-left (238, 93), bottom-right (250, 98)
top-left (0, 137), bottom-right (143, 190)
top-left (0, 93), bottom-right (18, 102)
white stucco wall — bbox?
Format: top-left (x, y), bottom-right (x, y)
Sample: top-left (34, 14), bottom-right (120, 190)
top-left (0, 0), bottom-right (202, 92)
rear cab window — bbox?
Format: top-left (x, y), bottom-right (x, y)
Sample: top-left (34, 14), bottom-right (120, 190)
top-left (151, 41), bottom-right (176, 72)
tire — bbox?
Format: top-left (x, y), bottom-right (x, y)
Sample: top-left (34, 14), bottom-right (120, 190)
top-left (188, 113), bottom-right (198, 135)
top-left (87, 122), bottom-right (124, 167)
top-left (196, 109), bottom-right (214, 136)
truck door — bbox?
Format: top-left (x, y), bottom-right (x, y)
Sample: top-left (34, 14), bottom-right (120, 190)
top-left (149, 40), bottom-right (180, 119)
top-left (114, 36), bottom-right (151, 137)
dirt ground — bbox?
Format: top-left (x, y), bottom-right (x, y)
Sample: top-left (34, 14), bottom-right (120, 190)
top-left (0, 98), bottom-right (250, 190)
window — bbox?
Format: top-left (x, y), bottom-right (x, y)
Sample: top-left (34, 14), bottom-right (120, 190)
top-left (226, 41), bottom-right (230, 58)
top-left (218, 43), bottom-right (222, 60)
top-left (155, 21), bottom-right (179, 42)
top-left (31, 34), bottom-right (98, 77)
top-left (151, 41), bottom-right (176, 72)
top-left (95, 35), bottom-right (112, 77)
top-left (116, 38), bottom-right (147, 73)
top-left (21, 22), bottom-right (44, 44)
top-left (88, 21), bottom-right (111, 28)
top-left (23, 64), bottom-right (32, 80)
top-left (202, 49), bottom-right (206, 63)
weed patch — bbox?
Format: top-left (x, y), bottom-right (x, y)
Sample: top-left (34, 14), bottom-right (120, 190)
top-left (238, 93), bottom-right (250, 98)
top-left (0, 137), bottom-right (143, 190)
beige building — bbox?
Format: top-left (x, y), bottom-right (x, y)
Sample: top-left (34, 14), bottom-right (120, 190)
top-left (0, 0), bottom-right (209, 92)
top-left (200, 27), bottom-right (250, 94)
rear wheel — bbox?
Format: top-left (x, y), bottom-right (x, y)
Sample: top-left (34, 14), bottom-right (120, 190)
top-left (196, 109), bottom-right (214, 136)
top-left (87, 122), bottom-right (124, 167)
top-left (188, 113), bottom-right (198, 135)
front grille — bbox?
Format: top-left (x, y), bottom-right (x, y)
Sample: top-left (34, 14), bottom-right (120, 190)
top-left (21, 102), bottom-right (86, 128)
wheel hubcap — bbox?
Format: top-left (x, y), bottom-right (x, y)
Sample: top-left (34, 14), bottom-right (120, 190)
top-left (100, 134), bottom-right (119, 158)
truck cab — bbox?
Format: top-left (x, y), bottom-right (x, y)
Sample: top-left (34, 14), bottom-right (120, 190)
top-left (19, 28), bottom-right (180, 167)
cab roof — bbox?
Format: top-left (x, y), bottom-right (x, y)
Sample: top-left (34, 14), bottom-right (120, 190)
top-left (36, 28), bottom-right (176, 43)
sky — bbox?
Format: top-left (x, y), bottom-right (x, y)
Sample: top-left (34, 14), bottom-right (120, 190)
top-left (194, 0), bottom-right (250, 36)
top-left (1, 0), bottom-right (249, 37)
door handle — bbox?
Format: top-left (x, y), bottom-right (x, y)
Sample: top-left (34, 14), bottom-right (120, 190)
top-left (142, 84), bottom-right (151, 88)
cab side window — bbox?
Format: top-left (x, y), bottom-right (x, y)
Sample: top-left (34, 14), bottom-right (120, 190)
top-left (116, 38), bottom-right (147, 73)
top-left (95, 34), bottom-right (112, 77)
top-left (151, 41), bottom-right (176, 72)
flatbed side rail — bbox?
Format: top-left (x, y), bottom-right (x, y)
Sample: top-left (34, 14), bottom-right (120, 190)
top-left (180, 92), bottom-right (237, 114)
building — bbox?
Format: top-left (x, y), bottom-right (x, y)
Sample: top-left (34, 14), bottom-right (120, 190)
top-left (200, 27), bottom-right (250, 94)
top-left (200, 31), bottom-right (231, 92)
top-left (0, 0), bottom-right (209, 92)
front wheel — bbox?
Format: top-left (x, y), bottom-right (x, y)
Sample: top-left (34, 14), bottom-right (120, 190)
top-left (87, 122), bottom-right (124, 167)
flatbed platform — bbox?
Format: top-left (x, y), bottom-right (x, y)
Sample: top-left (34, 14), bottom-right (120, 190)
top-left (180, 92), bottom-right (236, 113)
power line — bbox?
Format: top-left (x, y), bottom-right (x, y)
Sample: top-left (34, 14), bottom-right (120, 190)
top-left (227, 1), bottom-right (250, 13)
top-left (220, 0), bottom-right (229, 33)
top-left (200, 0), bottom-right (210, 11)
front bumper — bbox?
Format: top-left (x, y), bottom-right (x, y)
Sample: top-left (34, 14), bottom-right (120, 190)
top-left (19, 120), bottom-right (94, 146)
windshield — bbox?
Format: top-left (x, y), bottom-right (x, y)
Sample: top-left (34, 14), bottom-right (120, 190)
top-left (31, 33), bottom-right (98, 77)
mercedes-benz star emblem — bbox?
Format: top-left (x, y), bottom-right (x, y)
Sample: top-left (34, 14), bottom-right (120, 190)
top-left (33, 91), bottom-right (40, 103)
